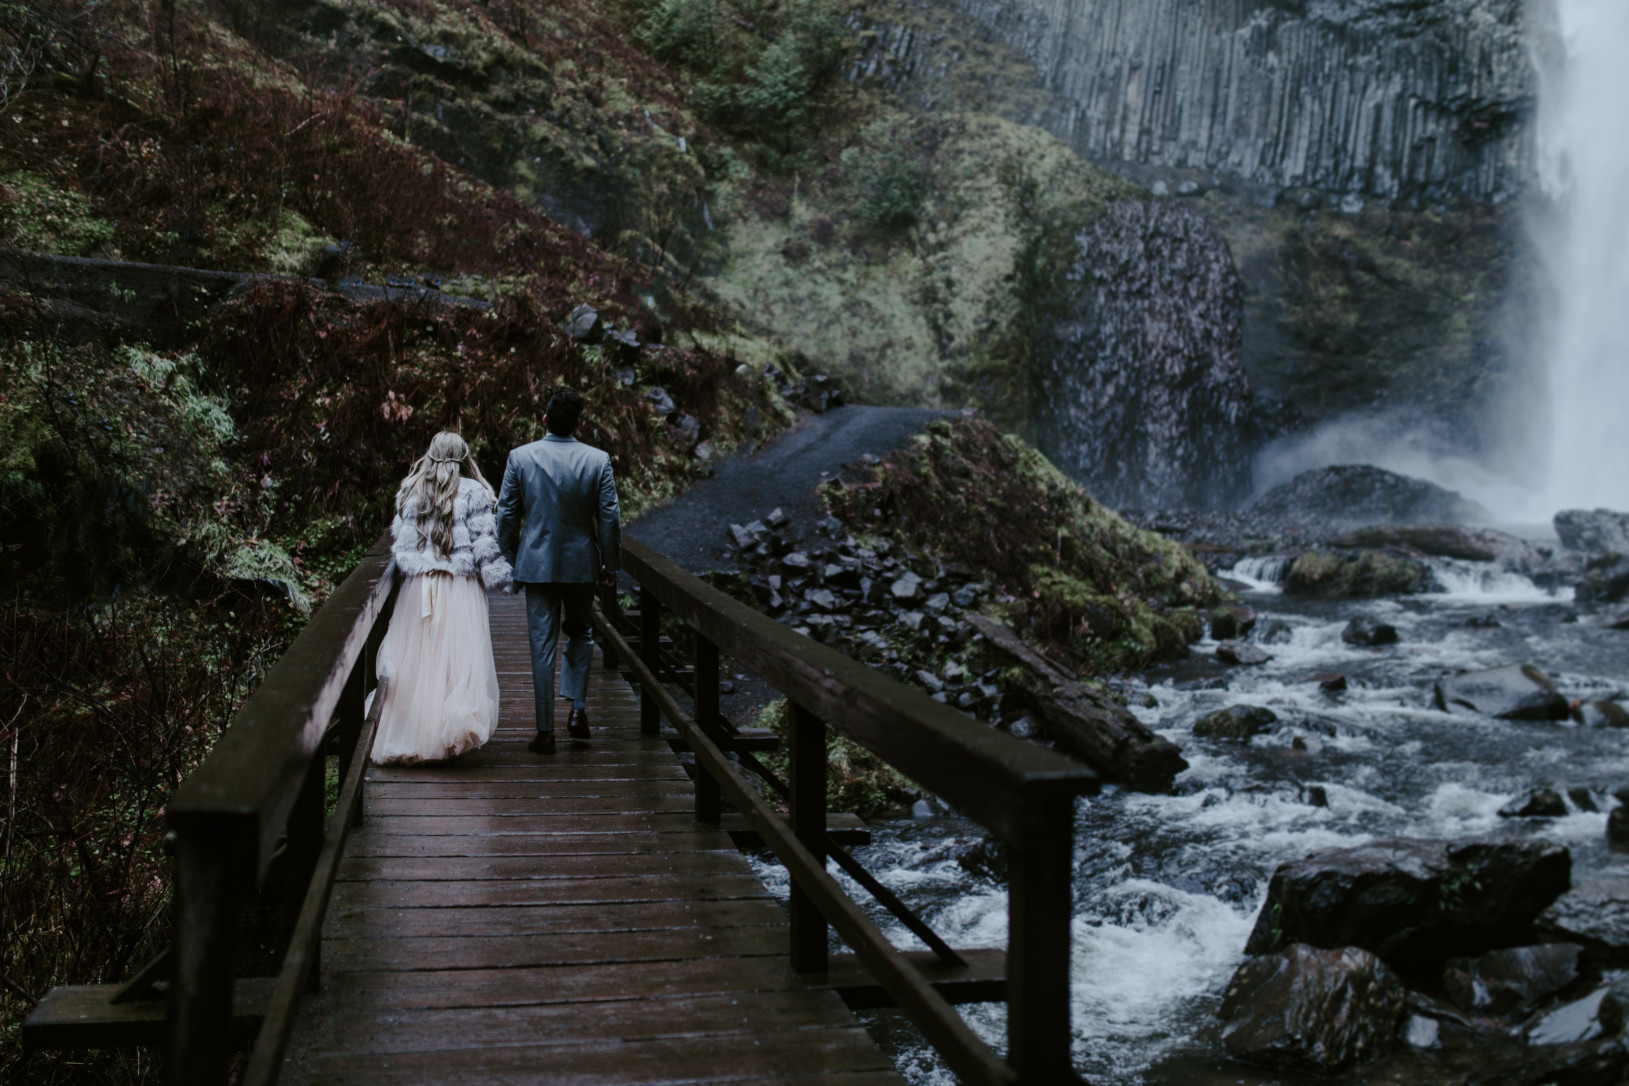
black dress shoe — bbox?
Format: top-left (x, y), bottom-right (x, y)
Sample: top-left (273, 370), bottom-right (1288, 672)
top-left (566, 706), bottom-right (591, 740)
top-left (527, 732), bottom-right (556, 755)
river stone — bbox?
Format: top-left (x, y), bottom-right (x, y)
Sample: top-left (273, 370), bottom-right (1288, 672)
top-left (1282, 550), bottom-right (1433, 598)
top-left (1341, 614), bottom-right (1398, 646)
top-left (1601, 608), bottom-right (1629, 631)
top-left (1442, 944), bottom-right (1582, 1014)
top-left (1526, 980), bottom-right (1629, 1046)
top-left (1194, 705), bottom-right (1278, 740)
top-left (1244, 837), bottom-right (1572, 978)
top-left (1329, 524), bottom-right (1537, 564)
top-left (1611, 808), bottom-right (1629, 850)
top-left (1218, 944), bottom-right (1404, 1072)
top-left (1555, 509), bottom-right (1629, 554)
top-left (890, 572), bottom-right (922, 601)
top-left (1257, 619), bottom-right (1294, 645)
top-left (1499, 788), bottom-right (1567, 818)
top-left (1433, 664), bottom-right (1571, 721)
top-left (1209, 604), bottom-right (1257, 641)
top-left (1250, 465), bottom-right (1491, 527)
top-left (1217, 639), bottom-right (1270, 665)
top-left (1539, 879), bottom-right (1629, 962)
top-left (1577, 555), bottom-right (1629, 605)
top-left (1577, 701), bottom-right (1629, 728)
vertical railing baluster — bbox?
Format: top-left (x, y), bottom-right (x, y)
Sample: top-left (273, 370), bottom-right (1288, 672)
top-left (693, 635), bottom-right (722, 823)
top-left (599, 586), bottom-right (621, 672)
top-left (788, 701), bottom-right (828, 973)
top-left (1006, 794), bottom-right (1076, 1083)
top-left (167, 830), bottom-right (236, 1086)
top-left (639, 588), bottom-right (661, 736)
top-left (285, 759), bottom-right (325, 993)
top-left (334, 660), bottom-right (364, 807)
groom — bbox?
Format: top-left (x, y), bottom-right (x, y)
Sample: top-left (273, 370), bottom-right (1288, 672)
top-left (496, 388), bottom-right (622, 755)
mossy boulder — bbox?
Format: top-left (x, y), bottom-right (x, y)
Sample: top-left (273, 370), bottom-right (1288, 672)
top-left (1195, 705), bottom-right (1279, 741)
top-left (826, 416), bottom-right (1219, 671)
top-left (1282, 549), bottom-right (1432, 598)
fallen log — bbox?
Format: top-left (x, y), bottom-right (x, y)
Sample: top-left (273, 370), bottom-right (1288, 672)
top-left (968, 614), bottom-right (1187, 793)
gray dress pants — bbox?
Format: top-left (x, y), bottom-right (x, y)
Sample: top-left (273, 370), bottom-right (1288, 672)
top-left (524, 583), bottom-right (595, 734)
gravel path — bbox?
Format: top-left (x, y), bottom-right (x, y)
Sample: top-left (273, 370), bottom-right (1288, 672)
top-left (627, 405), bottom-right (951, 572)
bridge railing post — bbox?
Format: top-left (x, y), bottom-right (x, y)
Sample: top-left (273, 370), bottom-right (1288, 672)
top-left (1006, 794), bottom-right (1077, 1082)
top-left (639, 589), bottom-right (661, 736)
top-left (167, 827), bottom-right (237, 1086)
top-left (693, 634), bottom-right (723, 823)
top-left (788, 701), bottom-right (828, 973)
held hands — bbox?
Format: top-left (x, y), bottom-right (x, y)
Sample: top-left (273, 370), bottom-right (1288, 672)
top-left (598, 566), bottom-right (617, 590)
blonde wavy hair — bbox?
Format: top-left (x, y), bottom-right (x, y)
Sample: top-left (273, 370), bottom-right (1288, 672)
top-left (396, 431), bottom-right (493, 559)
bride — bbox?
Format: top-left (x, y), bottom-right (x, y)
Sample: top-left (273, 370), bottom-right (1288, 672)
top-left (371, 431), bottom-right (514, 765)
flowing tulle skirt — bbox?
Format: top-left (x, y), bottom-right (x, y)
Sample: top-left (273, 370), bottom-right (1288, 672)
top-left (370, 572), bottom-right (500, 765)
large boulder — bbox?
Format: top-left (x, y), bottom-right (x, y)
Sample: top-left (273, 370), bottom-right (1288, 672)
top-left (1034, 200), bottom-right (1252, 510)
top-left (1555, 509), bottom-right (1629, 554)
top-left (1250, 465), bottom-right (1491, 528)
top-left (1433, 664), bottom-right (1571, 721)
top-left (1282, 549), bottom-right (1432, 598)
top-left (1244, 837), bottom-right (1572, 979)
top-left (1194, 705), bottom-right (1278, 740)
top-left (1329, 524), bottom-right (1540, 564)
top-left (1218, 944), bottom-right (1405, 1072)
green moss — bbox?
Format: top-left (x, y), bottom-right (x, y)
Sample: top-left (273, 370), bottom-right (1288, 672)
top-left (1283, 549), bottom-right (1433, 598)
top-left (827, 417), bottom-right (1220, 671)
top-left (0, 170), bottom-right (117, 256)
top-left (262, 209), bottom-right (339, 277)
top-left (704, 114), bottom-right (1137, 429)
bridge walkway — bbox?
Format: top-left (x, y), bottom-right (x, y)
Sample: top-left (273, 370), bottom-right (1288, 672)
top-left (277, 590), bottom-right (905, 1084)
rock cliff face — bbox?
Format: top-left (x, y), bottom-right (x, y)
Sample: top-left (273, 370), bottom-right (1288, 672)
top-left (860, 0), bottom-right (1536, 202)
top-left (1035, 201), bottom-right (1251, 509)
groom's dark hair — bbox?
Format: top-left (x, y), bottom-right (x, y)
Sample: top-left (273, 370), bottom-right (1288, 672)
top-left (546, 388), bottom-right (585, 435)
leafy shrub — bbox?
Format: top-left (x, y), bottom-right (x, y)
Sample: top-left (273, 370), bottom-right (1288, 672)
top-left (844, 145), bottom-right (930, 233)
top-left (692, 1), bottom-right (848, 149)
top-left (636, 0), bottom-right (719, 72)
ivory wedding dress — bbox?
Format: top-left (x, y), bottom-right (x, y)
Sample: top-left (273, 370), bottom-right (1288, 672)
top-left (370, 476), bottom-right (513, 764)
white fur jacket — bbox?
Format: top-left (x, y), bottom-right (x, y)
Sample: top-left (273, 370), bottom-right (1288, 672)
top-left (391, 477), bottom-right (514, 590)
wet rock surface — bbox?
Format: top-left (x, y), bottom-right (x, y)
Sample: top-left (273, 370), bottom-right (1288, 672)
top-left (1538, 880), bottom-right (1629, 964)
top-left (1035, 201), bottom-right (1251, 509)
top-left (1283, 549), bottom-right (1433, 599)
top-left (1193, 705), bottom-right (1278, 741)
top-left (1434, 664), bottom-right (1572, 722)
top-left (1218, 944), bottom-right (1406, 1072)
top-left (1499, 789), bottom-right (1568, 819)
top-left (1342, 614), bottom-right (1399, 646)
top-left (1555, 509), bottom-right (1629, 554)
top-left (1442, 944), bottom-right (1581, 1014)
top-left (1245, 837), bottom-right (1572, 978)
top-left (1251, 466), bottom-right (1492, 529)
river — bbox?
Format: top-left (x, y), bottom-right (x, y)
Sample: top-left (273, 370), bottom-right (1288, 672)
top-left (751, 556), bottom-right (1629, 1083)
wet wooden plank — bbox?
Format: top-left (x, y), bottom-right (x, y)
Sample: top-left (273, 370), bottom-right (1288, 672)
top-left (289, 990), bottom-right (859, 1055)
top-left (323, 925), bottom-right (786, 972)
top-left (330, 872), bottom-right (774, 910)
top-left (283, 593), bottom-right (903, 1086)
top-left (336, 851), bottom-right (742, 883)
top-left (324, 898), bottom-right (788, 939)
top-left (290, 1027), bottom-right (899, 1084)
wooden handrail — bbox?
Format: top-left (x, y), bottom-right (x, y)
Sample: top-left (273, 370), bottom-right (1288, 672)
top-left (164, 533), bottom-right (397, 1086)
top-left (592, 609), bottom-right (1018, 1085)
top-left (167, 534), bottom-right (396, 873)
top-left (620, 538), bottom-right (1098, 843)
top-left (612, 536), bottom-right (1097, 1083)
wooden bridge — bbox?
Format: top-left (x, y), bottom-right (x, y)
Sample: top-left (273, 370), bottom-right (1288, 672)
top-left (24, 536), bottom-right (1098, 1084)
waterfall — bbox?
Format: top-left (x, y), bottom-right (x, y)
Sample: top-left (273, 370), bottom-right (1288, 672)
top-left (1536, 0), bottom-right (1629, 512)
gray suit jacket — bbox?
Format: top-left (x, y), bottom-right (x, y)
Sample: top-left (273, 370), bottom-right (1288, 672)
top-left (496, 434), bottom-right (622, 584)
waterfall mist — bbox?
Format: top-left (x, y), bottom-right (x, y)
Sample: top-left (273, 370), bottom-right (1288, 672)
top-left (1531, 0), bottom-right (1629, 514)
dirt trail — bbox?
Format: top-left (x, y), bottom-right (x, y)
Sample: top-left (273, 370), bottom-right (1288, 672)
top-left (627, 405), bottom-right (951, 572)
